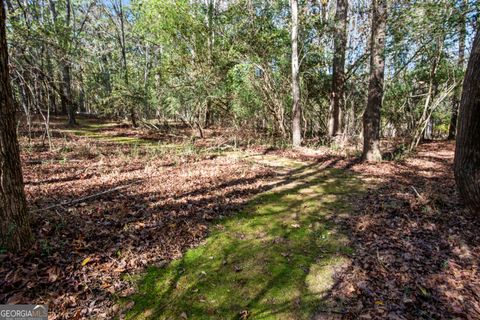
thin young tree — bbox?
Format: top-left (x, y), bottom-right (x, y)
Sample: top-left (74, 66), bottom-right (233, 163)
top-left (118, 0), bottom-right (137, 128)
top-left (291, 0), bottom-right (301, 147)
top-left (49, 0), bottom-right (76, 125)
top-left (448, 0), bottom-right (467, 140)
top-left (108, 0), bottom-right (137, 127)
top-left (328, 0), bottom-right (348, 138)
top-left (362, 0), bottom-right (387, 161)
top-left (0, 1), bottom-right (33, 251)
top-left (454, 29), bottom-right (480, 212)
top-left (63, 0), bottom-right (76, 125)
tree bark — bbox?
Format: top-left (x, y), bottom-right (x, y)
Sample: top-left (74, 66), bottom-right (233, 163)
top-left (78, 71), bottom-right (86, 113)
top-left (118, 0), bottom-right (137, 128)
top-left (64, 0), bottom-right (76, 125)
top-left (63, 63), bottom-right (76, 125)
top-left (448, 0), bottom-right (467, 140)
top-left (0, 1), bottom-right (33, 251)
top-left (291, 0), bottom-right (301, 147)
top-left (328, 0), bottom-right (348, 138)
top-left (454, 29), bottom-right (480, 212)
top-left (50, 0), bottom-right (75, 123)
top-left (362, 0), bottom-right (387, 162)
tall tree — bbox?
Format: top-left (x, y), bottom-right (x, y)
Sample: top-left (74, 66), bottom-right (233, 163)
top-left (63, 0), bottom-right (76, 125)
top-left (50, 0), bottom-right (76, 125)
top-left (0, 1), bottom-right (33, 251)
top-left (362, 0), bottom-right (387, 161)
top-left (448, 0), bottom-right (467, 140)
top-left (291, 0), bottom-right (301, 147)
top-left (118, 0), bottom-right (137, 128)
top-left (328, 0), bottom-right (348, 138)
top-left (454, 29), bottom-right (480, 212)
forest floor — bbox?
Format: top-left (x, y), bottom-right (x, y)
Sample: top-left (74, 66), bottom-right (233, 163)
top-left (1, 116), bottom-right (479, 320)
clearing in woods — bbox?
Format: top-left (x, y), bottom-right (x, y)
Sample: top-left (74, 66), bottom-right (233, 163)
top-left (124, 156), bottom-right (362, 319)
top-left (4, 118), bottom-right (476, 319)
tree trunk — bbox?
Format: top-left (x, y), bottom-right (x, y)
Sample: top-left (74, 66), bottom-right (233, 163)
top-left (118, 0), bottom-right (137, 128)
top-left (328, 0), bottom-right (348, 138)
top-left (0, 2), bottom-right (33, 251)
top-left (78, 71), bottom-right (86, 113)
top-left (423, 117), bottom-right (433, 140)
top-left (63, 63), bottom-right (76, 126)
top-left (64, 0), bottom-right (76, 125)
top-left (291, 0), bottom-right (301, 147)
top-left (362, 0), bottom-right (387, 162)
top-left (60, 81), bottom-right (68, 115)
top-left (50, 0), bottom-right (75, 123)
top-left (454, 30), bottom-right (480, 212)
top-left (448, 0), bottom-right (467, 140)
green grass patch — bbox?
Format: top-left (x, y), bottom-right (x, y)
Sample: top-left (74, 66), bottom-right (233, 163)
top-left (125, 166), bottom-right (362, 320)
top-left (63, 121), bottom-right (211, 157)
top-left (64, 126), bottom-right (154, 146)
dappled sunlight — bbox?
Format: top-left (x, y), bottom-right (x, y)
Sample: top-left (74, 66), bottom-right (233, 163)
top-left (306, 256), bottom-right (350, 297)
top-left (125, 164), bottom-right (362, 320)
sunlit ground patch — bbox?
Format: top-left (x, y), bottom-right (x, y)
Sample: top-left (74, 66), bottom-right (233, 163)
top-left (124, 163), bottom-right (362, 320)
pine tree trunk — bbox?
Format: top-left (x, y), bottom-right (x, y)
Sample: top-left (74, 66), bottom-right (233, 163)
top-left (448, 0), bottom-right (467, 140)
top-left (454, 30), bottom-right (480, 212)
top-left (362, 0), bottom-right (387, 162)
top-left (291, 0), bottom-right (301, 147)
top-left (0, 2), bottom-right (33, 251)
top-left (328, 0), bottom-right (348, 138)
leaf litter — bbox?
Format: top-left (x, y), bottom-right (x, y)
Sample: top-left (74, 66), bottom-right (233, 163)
top-left (252, 141), bottom-right (480, 319)
top-left (2, 118), bottom-right (478, 320)
top-left (1, 119), bottom-right (276, 319)
top-left (300, 141), bottom-right (479, 320)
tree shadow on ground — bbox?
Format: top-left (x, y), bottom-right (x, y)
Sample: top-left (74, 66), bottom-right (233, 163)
top-left (324, 141), bottom-right (480, 319)
top-left (6, 133), bottom-right (475, 320)
top-left (125, 160), bottom-right (363, 320)
top-left (2, 138), bottom-right (279, 319)
top-left (125, 141), bottom-right (480, 320)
